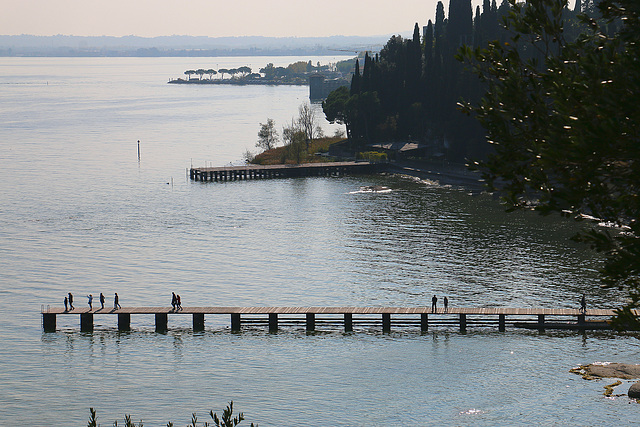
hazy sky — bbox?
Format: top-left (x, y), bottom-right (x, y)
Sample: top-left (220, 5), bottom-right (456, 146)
top-left (0, 0), bottom-right (483, 38)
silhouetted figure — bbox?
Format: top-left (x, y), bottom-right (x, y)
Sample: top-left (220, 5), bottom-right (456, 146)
top-left (431, 295), bottom-right (438, 313)
top-left (176, 294), bottom-right (182, 311)
top-left (99, 293), bottom-right (105, 310)
top-left (68, 292), bottom-right (74, 310)
top-left (87, 294), bottom-right (93, 310)
top-left (444, 296), bottom-right (449, 313)
top-left (580, 294), bottom-right (587, 313)
top-left (171, 292), bottom-right (177, 311)
top-left (114, 292), bottom-right (121, 309)
top-left (64, 296), bottom-right (68, 312)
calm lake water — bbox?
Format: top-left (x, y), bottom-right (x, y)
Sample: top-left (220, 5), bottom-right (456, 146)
top-left (1, 57), bottom-right (638, 426)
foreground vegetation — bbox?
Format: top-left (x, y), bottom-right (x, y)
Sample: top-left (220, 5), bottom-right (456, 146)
top-left (87, 401), bottom-right (256, 427)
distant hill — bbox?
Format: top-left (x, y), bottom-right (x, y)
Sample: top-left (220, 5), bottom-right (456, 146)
top-left (0, 34), bottom-right (395, 57)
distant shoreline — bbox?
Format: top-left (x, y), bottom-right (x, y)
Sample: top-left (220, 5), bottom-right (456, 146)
top-left (168, 78), bottom-right (306, 86)
top-left (0, 34), bottom-right (391, 58)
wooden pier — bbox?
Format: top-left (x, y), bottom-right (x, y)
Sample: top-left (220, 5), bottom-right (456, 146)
top-left (40, 306), bottom-right (621, 333)
top-left (189, 161), bottom-right (383, 182)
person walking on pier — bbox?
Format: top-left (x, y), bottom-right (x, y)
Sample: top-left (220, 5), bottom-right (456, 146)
top-left (176, 294), bottom-right (182, 311)
top-left (580, 293), bottom-right (587, 313)
top-left (114, 292), bottom-right (121, 309)
top-left (64, 296), bottom-right (68, 312)
top-left (171, 292), bottom-right (177, 311)
top-left (68, 292), bottom-right (74, 310)
top-left (87, 294), bottom-right (93, 311)
top-left (99, 293), bottom-right (105, 310)
top-left (431, 295), bottom-right (438, 313)
top-left (444, 296), bottom-right (449, 313)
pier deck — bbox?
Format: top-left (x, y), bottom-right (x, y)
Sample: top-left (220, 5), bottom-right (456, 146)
top-left (41, 306), bottom-right (621, 333)
top-left (189, 161), bottom-right (383, 182)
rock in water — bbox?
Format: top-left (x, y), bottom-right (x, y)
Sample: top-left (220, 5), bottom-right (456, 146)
top-left (629, 382), bottom-right (640, 398)
top-left (587, 363), bottom-right (640, 379)
top-left (577, 363), bottom-right (640, 379)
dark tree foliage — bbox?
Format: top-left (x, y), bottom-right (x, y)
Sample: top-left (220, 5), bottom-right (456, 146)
top-left (323, 0), bottom-right (509, 161)
top-left (323, 85), bottom-right (352, 139)
top-left (460, 0), bottom-right (640, 328)
top-left (321, 0), bottom-right (599, 162)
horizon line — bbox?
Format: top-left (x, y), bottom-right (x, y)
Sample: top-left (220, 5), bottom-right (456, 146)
top-left (0, 33), bottom-right (410, 39)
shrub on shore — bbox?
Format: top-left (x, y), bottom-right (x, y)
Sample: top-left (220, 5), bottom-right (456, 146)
top-left (356, 151), bottom-right (387, 162)
top-left (251, 136), bottom-right (345, 165)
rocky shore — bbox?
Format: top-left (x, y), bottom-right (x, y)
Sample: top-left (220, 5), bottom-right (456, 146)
top-left (386, 160), bottom-right (485, 191)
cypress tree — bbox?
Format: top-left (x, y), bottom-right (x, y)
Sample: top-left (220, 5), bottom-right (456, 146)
top-left (462, 0), bottom-right (473, 44)
top-left (413, 22), bottom-right (421, 45)
top-left (424, 20), bottom-right (434, 66)
top-left (446, 0), bottom-right (458, 48)
top-left (434, 1), bottom-right (445, 61)
top-left (351, 59), bottom-right (361, 95)
top-left (447, 0), bottom-right (473, 47)
top-left (474, 5), bottom-right (482, 47)
top-left (408, 23), bottom-right (423, 96)
top-left (362, 52), bottom-right (372, 92)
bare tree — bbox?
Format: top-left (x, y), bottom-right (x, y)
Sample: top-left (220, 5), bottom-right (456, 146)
top-left (282, 117), bottom-right (299, 147)
top-left (287, 129), bottom-right (307, 164)
top-left (297, 102), bottom-right (318, 150)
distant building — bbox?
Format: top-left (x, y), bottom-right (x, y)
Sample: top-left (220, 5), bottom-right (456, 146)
top-left (309, 74), bottom-right (350, 101)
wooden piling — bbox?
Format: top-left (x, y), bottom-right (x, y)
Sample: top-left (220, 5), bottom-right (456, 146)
top-left (498, 314), bottom-right (506, 332)
top-left (382, 313), bottom-right (391, 332)
top-left (459, 314), bottom-right (467, 332)
top-left (537, 314), bottom-right (546, 331)
top-left (344, 313), bottom-right (353, 332)
top-left (421, 313), bottom-right (429, 332)
top-left (269, 313), bottom-right (278, 332)
top-left (80, 313), bottom-right (93, 332)
top-left (155, 313), bottom-right (168, 333)
top-left (193, 313), bottom-right (205, 332)
top-left (306, 313), bottom-right (315, 332)
top-left (231, 313), bottom-right (241, 331)
top-left (42, 313), bottom-right (56, 332)
top-left (118, 313), bottom-right (131, 331)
